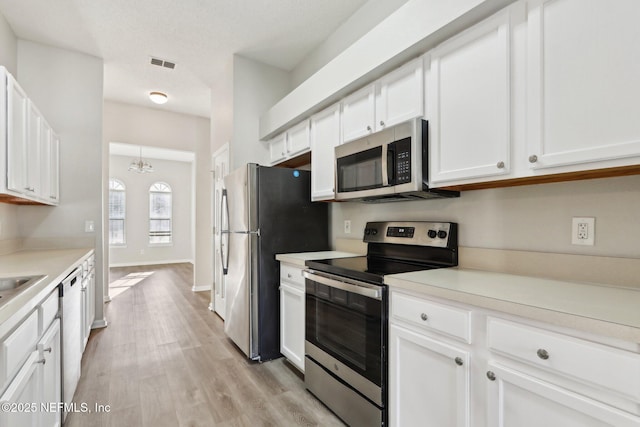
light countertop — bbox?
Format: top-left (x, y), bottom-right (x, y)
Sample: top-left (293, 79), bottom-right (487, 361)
top-left (275, 251), bottom-right (361, 267)
top-left (0, 248), bottom-right (94, 326)
top-left (385, 268), bottom-right (640, 344)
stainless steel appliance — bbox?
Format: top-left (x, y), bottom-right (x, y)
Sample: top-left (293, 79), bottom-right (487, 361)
top-left (220, 163), bottom-right (329, 361)
top-left (334, 118), bottom-right (459, 202)
top-left (304, 221), bottom-right (459, 426)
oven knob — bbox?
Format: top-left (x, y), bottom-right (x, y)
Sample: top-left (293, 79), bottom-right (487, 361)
top-left (365, 228), bottom-right (371, 235)
top-left (437, 230), bottom-right (448, 239)
top-left (428, 230), bottom-right (437, 239)
top-left (371, 229), bottom-right (378, 236)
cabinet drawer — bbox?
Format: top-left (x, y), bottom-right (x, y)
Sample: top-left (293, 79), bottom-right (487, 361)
top-left (488, 317), bottom-right (640, 401)
top-left (39, 289), bottom-right (59, 334)
top-left (0, 310), bottom-right (38, 387)
top-left (391, 292), bottom-right (471, 343)
top-left (280, 264), bottom-right (305, 288)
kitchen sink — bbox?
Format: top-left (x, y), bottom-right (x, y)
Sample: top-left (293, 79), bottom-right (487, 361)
top-left (0, 275), bottom-right (46, 292)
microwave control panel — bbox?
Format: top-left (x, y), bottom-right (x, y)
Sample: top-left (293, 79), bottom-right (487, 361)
top-left (394, 137), bottom-right (412, 184)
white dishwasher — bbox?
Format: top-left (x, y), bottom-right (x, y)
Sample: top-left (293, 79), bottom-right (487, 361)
top-left (60, 267), bottom-right (82, 421)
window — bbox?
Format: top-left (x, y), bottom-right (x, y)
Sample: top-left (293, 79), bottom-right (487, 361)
top-left (149, 182), bottom-right (172, 244)
top-left (109, 179), bottom-right (126, 245)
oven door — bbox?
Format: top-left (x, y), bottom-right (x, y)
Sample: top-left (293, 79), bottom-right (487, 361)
top-left (303, 270), bottom-right (386, 406)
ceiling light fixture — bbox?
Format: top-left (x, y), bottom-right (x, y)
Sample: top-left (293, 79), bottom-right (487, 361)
top-left (128, 146), bottom-right (154, 174)
top-left (149, 91), bottom-right (168, 104)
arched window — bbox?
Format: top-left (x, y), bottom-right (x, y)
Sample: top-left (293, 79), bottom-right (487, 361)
top-left (109, 179), bottom-right (126, 245)
top-left (149, 182), bottom-right (172, 244)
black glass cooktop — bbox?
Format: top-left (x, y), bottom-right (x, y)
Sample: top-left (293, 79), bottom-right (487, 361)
top-left (305, 256), bottom-right (441, 285)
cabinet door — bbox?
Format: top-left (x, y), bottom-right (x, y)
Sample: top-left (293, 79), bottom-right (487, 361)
top-left (428, 9), bottom-right (512, 184)
top-left (287, 120), bottom-right (310, 157)
top-left (310, 104), bottom-right (341, 201)
top-left (25, 102), bottom-right (41, 197)
top-left (376, 57), bottom-right (424, 130)
top-left (0, 351), bottom-right (41, 427)
top-left (6, 75), bottom-right (28, 194)
top-left (39, 120), bottom-right (52, 204)
top-left (341, 84), bottom-right (375, 143)
top-left (48, 133), bottom-right (60, 204)
top-left (38, 319), bottom-right (61, 427)
top-left (269, 133), bottom-right (287, 164)
top-left (527, 0), bottom-right (640, 170)
top-left (486, 363), bottom-right (640, 427)
top-left (389, 324), bottom-right (470, 427)
top-left (280, 281), bottom-right (305, 372)
top-left (88, 270), bottom-right (95, 329)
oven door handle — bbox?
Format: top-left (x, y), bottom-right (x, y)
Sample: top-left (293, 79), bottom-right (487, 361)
top-left (303, 270), bottom-right (382, 300)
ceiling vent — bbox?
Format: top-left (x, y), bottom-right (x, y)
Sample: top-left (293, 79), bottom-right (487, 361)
top-left (150, 57), bottom-right (176, 69)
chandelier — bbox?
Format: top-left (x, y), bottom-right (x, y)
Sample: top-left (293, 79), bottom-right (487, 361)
top-left (128, 147), bottom-right (154, 174)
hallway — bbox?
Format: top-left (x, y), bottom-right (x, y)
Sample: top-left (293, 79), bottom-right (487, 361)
top-left (65, 263), bottom-right (343, 426)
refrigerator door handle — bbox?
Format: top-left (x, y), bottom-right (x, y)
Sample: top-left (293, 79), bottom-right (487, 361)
top-left (220, 189), bottom-right (230, 275)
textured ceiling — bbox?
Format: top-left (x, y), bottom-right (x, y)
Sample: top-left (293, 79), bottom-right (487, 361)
top-left (0, 0), bottom-right (368, 118)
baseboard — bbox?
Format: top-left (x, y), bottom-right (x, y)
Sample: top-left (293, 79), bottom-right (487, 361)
top-left (91, 319), bottom-right (108, 329)
top-left (109, 259), bottom-right (194, 267)
top-left (192, 284), bottom-right (210, 292)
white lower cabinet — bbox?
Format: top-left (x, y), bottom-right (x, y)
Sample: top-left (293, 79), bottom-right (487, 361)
top-left (389, 324), bottom-right (470, 427)
top-left (38, 319), bottom-right (61, 427)
top-left (279, 263), bottom-right (305, 372)
top-left (0, 351), bottom-right (41, 427)
top-left (389, 289), bottom-right (640, 427)
top-left (486, 362), bottom-right (640, 427)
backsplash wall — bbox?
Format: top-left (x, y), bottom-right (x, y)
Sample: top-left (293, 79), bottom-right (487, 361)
top-left (331, 174), bottom-right (640, 259)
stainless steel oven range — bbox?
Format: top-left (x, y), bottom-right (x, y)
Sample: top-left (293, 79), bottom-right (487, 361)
top-left (304, 221), bottom-right (459, 426)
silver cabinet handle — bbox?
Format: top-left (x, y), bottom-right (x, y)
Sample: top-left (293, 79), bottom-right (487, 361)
top-left (43, 347), bottom-right (52, 353)
top-left (486, 371), bottom-right (496, 381)
top-left (366, 125), bottom-right (372, 132)
top-left (287, 273), bottom-right (292, 279)
top-left (497, 161), bottom-right (505, 169)
top-left (454, 357), bottom-right (463, 366)
top-left (36, 358), bottom-right (46, 365)
top-left (25, 186), bottom-right (35, 192)
top-left (529, 155), bottom-right (538, 163)
top-left (420, 313), bottom-right (428, 321)
top-left (537, 348), bottom-right (550, 360)
top-left (379, 121), bottom-right (385, 127)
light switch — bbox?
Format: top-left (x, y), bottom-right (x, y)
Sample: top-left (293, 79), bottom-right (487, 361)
top-left (85, 220), bottom-right (95, 233)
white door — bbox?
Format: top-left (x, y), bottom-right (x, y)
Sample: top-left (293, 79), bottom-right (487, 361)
top-left (279, 281), bottom-right (305, 371)
top-left (6, 74), bottom-right (28, 194)
top-left (486, 363), bottom-right (640, 427)
top-left (341, 84), bottom-right (375, 143)
top-left (376, 57), bottom-right (424, 130)
top-left (526, 0), bottom-right (640, 170)
top-left (0, 351), bottom-right (42, 427)
top-left (287, 120), bottom-right (310, 157)
top-left (310, 103), bottom-right (341, 201)
top-left (212, 144), bottom-right (229, 319)
top-left (38, 319), bottom-right (61, 427)
top-left (428, 8), bottom-right (512, 184)
top-left (389, 324), bottom-right (470, 427)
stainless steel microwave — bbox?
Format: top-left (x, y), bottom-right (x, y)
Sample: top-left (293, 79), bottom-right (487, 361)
top-left (334, 119), bottom-right (459, 202)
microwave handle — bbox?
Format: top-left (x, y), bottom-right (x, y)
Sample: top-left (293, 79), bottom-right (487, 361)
top-left (381, 143), bottom-right (389, 186)
top-left (387, 142), bottom-right (396, 186)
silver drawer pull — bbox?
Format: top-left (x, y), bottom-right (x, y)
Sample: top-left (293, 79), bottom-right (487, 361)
top-left (36, 358), bottom-right (46, 365)
top-left (287, 273), bottom-right (292, 279)
top-left (529, 155), bottom-right (538, 163)
top-left (43, 347), bottom-right (52, 353)
top-left (420, 313), bottom-right (428, 321)
top-left (486, 371), bottom-right (496, 381)
top-left (537, 348), bottom-right (550, 360)
top-left (454, 357), bottom-right (463, 366)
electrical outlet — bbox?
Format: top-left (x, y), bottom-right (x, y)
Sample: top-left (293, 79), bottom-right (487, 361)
top-left (572, 217), bottom-right (595, 246)
top-left (344, 220), bottom-right (351, 234)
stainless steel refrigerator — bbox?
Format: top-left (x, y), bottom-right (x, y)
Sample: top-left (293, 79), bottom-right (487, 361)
top-left (220, 163), bottom-right (329, 361)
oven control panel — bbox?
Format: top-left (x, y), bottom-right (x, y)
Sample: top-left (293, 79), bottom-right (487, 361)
top-left (364, 221), bottom-right (457, 248)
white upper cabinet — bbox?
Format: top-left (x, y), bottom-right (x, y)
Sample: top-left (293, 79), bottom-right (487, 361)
top-left (310, 103), bottom-right (341, 201)
top-left (527, 0), bottom-right (640, 170)
top-left (1, 67), bottom-right (59, 205)
top-left (341, 84), bottom-right (376, 143)
top-left (376, 57), bottom-right (424, 130)
top-left (286, 120), bottom-right (310, 157)
top-left (268, 132), bottom-right (287, 164)
top-left (6, 73), bottom-right (28, 195)
top-left (428, 8), bottom-right (513, 185)
top-left (268, 120), bottom-right (311, 165)
top-left (342, 57), bottom-right (424, 143)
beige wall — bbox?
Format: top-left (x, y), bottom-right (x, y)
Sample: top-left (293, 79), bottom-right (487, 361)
top-left (332, 174), bottom-right (640, 259)
top-left (103, 101), bottom-right (212, 288)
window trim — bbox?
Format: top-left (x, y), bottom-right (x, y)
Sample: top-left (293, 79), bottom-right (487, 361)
top-left (108, 178), bottom-right (126, 247)
top-left (148, 181), bottom-right (173, 245)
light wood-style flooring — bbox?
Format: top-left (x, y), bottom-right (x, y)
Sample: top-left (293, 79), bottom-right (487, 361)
top-left (65, 263), bottom-right (344, 427)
